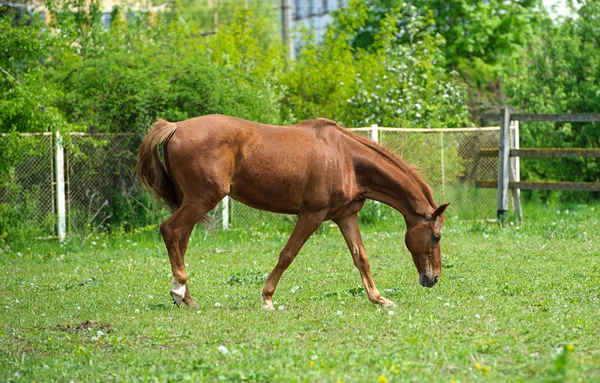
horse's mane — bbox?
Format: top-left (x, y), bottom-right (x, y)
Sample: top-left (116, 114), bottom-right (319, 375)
top-left (306, 118), bottom-right (437, 210)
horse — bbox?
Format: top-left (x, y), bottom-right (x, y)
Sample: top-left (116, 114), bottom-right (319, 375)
top-left (137, 114), bottom-right (449, 309)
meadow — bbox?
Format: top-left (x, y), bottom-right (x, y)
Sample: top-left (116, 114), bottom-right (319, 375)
top-left (1, 202), bottom-right (599, 382)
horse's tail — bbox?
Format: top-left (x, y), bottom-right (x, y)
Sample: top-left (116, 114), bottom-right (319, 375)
top-left (137, 118), bottom-right (180, 213)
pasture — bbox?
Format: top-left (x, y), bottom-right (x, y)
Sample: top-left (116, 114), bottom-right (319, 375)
top-left (1, 202), bottom-right (599, 382)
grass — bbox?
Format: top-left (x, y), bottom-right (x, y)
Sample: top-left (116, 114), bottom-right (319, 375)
top-left (1, 202), bottom-right (599, 382)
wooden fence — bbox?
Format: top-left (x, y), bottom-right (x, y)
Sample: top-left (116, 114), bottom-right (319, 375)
top-left (478, 109), bottom-right (600, 221)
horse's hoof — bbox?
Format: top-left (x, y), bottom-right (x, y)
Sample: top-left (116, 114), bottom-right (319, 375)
top-left (184, 298), bottom-right (200, 309)
top-left (380, 299), bottom-right (396, 308)
top-left (262, 303), bottom-right (275, 310)
top-left (170, 291), bottom-right (184, 307)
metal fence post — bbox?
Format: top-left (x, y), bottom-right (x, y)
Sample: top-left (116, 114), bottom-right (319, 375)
top-left (440, 131), bottom-right (445, 200)
top-left (370, 124), bottom-right (379, 143)
top-left (497, 108), bottom-right (511, 222)
top-left (54, 131), bottom-right (66, 241)
top-left (222, 196), bottom-right (229, 230)
top-left (371, 124), bottom-right (381, 214)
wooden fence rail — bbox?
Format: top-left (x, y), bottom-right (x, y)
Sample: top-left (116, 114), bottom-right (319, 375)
top-left (479, 109), bottom-right (600, 222)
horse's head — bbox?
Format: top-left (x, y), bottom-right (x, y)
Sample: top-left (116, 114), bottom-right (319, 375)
top-left (404, 203), bottom-right (450, 288)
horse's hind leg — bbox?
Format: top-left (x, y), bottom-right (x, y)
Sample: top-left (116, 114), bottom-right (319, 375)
top-left (160, 198), bottom-right (220, 308)
top-left (178, 226), bottom-right (198, 308)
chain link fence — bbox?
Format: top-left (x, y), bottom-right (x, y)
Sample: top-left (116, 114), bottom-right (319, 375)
top-left (66, 134), bottom-right (141, 237)
top-left (227, 126), bottom-right (509, 228)
top-left (1, 126), bottom-right (509, 239)
top-left (0, 133), bottom-right (55, 237)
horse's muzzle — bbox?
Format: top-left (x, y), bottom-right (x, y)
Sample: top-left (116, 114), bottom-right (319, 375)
top-left (419, 274), bottom-right (439, 288)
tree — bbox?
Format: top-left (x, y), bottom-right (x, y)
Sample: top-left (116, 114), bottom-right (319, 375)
top-left (503, 1), bottom-right (600, 197)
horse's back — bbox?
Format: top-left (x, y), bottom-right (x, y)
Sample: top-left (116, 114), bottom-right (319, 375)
top-left (167, 115), bottom-right (358, 214)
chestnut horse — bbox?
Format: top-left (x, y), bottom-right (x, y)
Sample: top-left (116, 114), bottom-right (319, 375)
top-left (137, 115), bottom-right (449, 309)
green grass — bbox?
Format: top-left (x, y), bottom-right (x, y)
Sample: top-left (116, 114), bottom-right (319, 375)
top-left (1, 202), bottom-right (599, 382)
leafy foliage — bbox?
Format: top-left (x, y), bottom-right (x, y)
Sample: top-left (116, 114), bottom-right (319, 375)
top-left (503, 1), bottom-right (600, 199)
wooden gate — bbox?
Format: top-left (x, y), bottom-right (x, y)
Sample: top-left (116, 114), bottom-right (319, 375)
top-left (476, 109), bottom-right (600, 221)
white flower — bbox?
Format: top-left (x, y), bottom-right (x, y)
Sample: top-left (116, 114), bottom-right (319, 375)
top-left (478, 295), bottom-right (484, 300)
top-left (135, 309), bottom-right (140, 314)
top-left (97, 330), bottom-right (105, 337)
top-left (475, 314), bottom-right (480, 319)
top-left (148, 295), bottom-right (154, 300)
top-left (388, 310), bottom-right (395, 316)
top-left (336, 310), bottom-right (343, 316)
top-left (415, 103), bottom-right (421, 109)
top-left (291, 286), bottom-right (300, 294)
top-left (310, 355), bottom-right (318, 361)
top-left (196, 310), bottom-right (202, 314)
top-left (91, 336), bottom-right (99, 342)
top-left (444, 302), bottom-right (450, 307)
top-left (214, 302), bottom-right (221, 308)
top-left (15, 299), bottom-right (19, 304)
top-left (217, 345), bottom-right (229, 355)
top-left (415, 112), bottom-right (421, 118)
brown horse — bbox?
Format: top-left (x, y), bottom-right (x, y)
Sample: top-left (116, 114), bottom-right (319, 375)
top-left (137, 115), bottom-right (449, 309)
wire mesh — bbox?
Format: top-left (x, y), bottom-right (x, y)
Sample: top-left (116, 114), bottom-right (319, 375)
top-left (1, 127), bottom-right (506, 238)
top-left (0, 133), bottom-right (55, 233)
top-left (66, 134), bottom-right (140, 233)
top-left (377, 128), bottom-right (503, 220)
top-left (228, 127), bottom-right (504, 226)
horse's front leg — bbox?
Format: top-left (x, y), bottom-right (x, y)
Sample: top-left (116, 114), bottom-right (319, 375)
top-left (334, 213), bottom-right (395, 307)
top-left (261, 210), bottom-right (327, 310)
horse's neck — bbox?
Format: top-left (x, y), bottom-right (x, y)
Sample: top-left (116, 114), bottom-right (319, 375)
top-left (355, 151), bottom-right (433, 223)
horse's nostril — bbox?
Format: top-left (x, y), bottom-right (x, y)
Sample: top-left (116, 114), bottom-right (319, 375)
top-left (433, 276), bottom-right (439, 283)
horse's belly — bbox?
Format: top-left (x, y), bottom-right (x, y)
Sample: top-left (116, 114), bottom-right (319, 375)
top-left (228, 178), bottom-right (303, 215)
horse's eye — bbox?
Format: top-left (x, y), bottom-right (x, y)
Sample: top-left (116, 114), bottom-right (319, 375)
top-left (431, 234), bottom-right (441, 244)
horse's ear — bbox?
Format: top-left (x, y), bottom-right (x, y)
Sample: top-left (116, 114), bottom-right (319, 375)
top-left (432, 203), bottom-right (450, 219)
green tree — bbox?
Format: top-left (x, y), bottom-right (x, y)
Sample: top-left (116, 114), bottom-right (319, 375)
top-left (348, 0), bottom-right (545, 114)
top-left (503, 1), bottom-right (600, 195)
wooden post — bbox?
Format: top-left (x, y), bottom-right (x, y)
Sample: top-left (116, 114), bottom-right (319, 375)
top-left (497, 108), bottom-right (510, 222)
top-left (209, 0), bottom-right (219, 34)
top-left (510, 120), bottom-right (523, 222)
top-left (281, 0), bottom-right (294, 60)
top-left (54, 131), bottom-right (66, 241)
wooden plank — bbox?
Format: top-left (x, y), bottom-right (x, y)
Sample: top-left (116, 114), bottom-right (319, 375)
top-left (477, 180), bottom-right (600, 191)
top-left (510, 120), bottom-right (522, 222)
top-left (482, 113), bottom-right (600, 123)
top-left (497, 108), bottom-right (511, 220)
top-left (479, 148), bottom-right (600, 158)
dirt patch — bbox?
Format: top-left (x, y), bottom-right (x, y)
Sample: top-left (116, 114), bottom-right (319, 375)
top-left (53, 320), bottom-right (113, 333)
